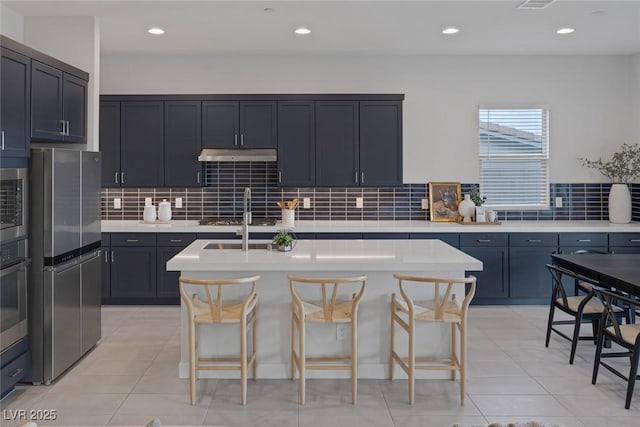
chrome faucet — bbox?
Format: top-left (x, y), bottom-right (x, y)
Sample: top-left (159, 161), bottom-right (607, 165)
top-left (240, 187), bottom-right (252, 251)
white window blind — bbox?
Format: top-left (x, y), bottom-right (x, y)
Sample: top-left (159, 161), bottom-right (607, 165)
top-left (479, 107), bottom-right (549, 209)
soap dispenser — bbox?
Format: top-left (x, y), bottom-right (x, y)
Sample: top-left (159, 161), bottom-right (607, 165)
top-left (158, 199), bottom-right (172, 222)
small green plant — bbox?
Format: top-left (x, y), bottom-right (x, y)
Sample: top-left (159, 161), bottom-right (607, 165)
top-left (272, 230), bottom-right (294, 247)
top-left (469, 186), bottom-right (486, 206)
top-left (579, 143), bottom-right (640, 183)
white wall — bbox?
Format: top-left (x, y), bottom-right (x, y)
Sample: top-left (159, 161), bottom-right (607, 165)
top-left (632, 53), bottom-right (640, 143)
top-left (0, 4), bottom-right (24, 42)
top-left (101, 53), bottom-right (633, 183)
top-left (24, 16), bottom-right (100, 151)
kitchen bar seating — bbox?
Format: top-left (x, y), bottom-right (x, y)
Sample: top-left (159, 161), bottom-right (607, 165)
top-left (592, 286), bottom-right (640, 409)
top-left (289, 274), bottom-right (367, 405)
top-left (179, 275), bottom-right (259, 405)
top-left (389, 274), bottom-right (476, 405)
top-left (545, 264), bottom-right (623, 364)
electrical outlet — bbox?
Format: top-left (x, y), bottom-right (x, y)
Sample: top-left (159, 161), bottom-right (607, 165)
top-left (303, 197), bottom-right (311, 209)
top-left (336, 324), bottom-right (349, 340)
top-left (113, 198), bottom-right (121, 209)
top-left (421, 198), bottom-right (428, 209)
top-left (555, 196), bottom-right (563, 208)
top-left (175, 197), bottom-right (183, 209)
top-left (145, 197), bottom-right (152, 206)
top-left (356, 197), bottom-right (363, 209)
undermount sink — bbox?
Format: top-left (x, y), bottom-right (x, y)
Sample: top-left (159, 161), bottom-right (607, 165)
top-left (203, 242), bottom-right (274, 250)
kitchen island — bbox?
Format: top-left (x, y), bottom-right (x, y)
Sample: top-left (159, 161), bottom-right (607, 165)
top-left (167, 238), bottom-right (482, 379)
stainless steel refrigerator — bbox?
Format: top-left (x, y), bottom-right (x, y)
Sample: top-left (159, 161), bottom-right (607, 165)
top-left (28, 148), bottom-right (102, 384)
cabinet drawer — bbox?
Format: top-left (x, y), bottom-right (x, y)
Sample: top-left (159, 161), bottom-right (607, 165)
top-left (316, 233), bottom-right (363, 240)
top-left (559, 233), bottom-right (607, 247)
top-left (362, 233), bottom-right (410, 239)
top-left (111, 233), bottom-right (157, 246)
top-left (101, 233), bottom-right (111, 246)
top-left (609, 233), bottom-right (640, 247)
top-left (1, 350), bottom-right (29, 394)
top-left (509, 233), bottom-right (558, 247)
top-left (460, 233), bottom-right (508, 247)
top-left (157, 233), bottom-right (197, 247)
top-left (197, 233), bottom-right (239, 240)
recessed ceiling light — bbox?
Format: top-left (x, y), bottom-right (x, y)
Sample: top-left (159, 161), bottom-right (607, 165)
top-left (442, 27), bottom-right (459, 35)
top-left (556, 27), bottom-right (575, 35)
top-left (294, 27), bottom-right (311, 35)
top-left (147, 27), bottom-right (165, 35)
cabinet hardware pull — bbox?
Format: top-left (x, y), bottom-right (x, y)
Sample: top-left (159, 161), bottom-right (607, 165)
top-left (278, 171), bottom-right (282, 183)
top-left (355, 171), bottom-right (359, 183)
top-left (197, 171), bottom-right (200, 184)
top-left (234, 134), bottom-right (238, 146)
top-left (111, 251), bottom-right (114, 263)
top-left (170, 239), bottom-right (183, 243)
top-left (527, 239), bottom-right (542, 243)
top-left (1, 131), bottom-right (4, 150)
top-left (115, 172), bottom-right (119, 184)
top-left (104, 251), bottom-right (108, 263)
top-left (66, 120), bottom-right (70, 136)
top-left (361, 171), bottom-right (364, 184)
top-left (126, 239), bottom-right (139, 242)
top-left (630, 239), bottom-right (640, 242)
top-left (477, 239), bottom-right (491, 243)
top-left (8, 368), bottom-right (24, 378)
top-left (241, 134), bottom-right (244, 146)
top-left (60, 120), bottom-right (66, 135)
top-left (121, 172), bottom-right (125, 184)
top-left (577, 239), bottom-right (591, 242)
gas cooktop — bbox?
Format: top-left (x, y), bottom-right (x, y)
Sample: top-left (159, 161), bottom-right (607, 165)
top-left (198, 217), bottom-right (277, 226)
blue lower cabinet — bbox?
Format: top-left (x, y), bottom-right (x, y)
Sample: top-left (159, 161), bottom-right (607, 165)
top-left (460, 234), bottom-right (509, 303)
top-left (0, 338), bottom-right (30, 398)
top-left (157, 246), bottom-right (184, 301)
top-left (509, 247), bottom-right (557, 300)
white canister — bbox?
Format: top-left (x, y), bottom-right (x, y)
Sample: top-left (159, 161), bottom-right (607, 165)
top-left (475, 206), bottom-right (486, 222)
top-left (158, 199), bottom-right (172, 222)
top-left (282, 209), bottom-right (295, 228)
top-left (143, 205), bottom-right (157, 223)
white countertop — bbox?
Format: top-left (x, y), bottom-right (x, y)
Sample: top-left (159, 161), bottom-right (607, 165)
top-left (102, 219), bottom-right (640, 234)
top-left (166, 239), bottom-right (483, 272)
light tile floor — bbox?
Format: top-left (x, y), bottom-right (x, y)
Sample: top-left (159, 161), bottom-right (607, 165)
top-left (1, 305), bottom-right (638, 426)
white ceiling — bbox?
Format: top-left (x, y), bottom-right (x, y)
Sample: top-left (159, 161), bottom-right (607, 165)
top-left (5, 0), bottom-right (640, 55)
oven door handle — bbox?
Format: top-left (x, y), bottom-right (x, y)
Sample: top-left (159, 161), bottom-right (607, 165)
top-left (0, 259), bottom-right (30, 277)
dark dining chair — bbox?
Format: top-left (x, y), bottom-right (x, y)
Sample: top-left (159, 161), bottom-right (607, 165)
top-left (592, 286), bottom-right (640, 409)
top-left (545, 264), bottom-right (623, 364)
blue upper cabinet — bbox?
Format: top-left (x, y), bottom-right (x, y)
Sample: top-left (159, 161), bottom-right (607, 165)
top-left (99, 101), bottom-right (120, 187)
top-left (359, 101), bottom-right (402, 187)
top-left (202, 100), bottom-right (276, 149)
top-left (0, 48), bottom-right (30, 158)
top-left (120, 102), bottom-right (164, 187)
top-left (31, 60), bottom-right (87, 144)
top-left (277, 100), bottom-right (315, 187)
top-left (315, 100), bottom-right (360, 187)
top-left (164, 101), bottom-right (202, 187)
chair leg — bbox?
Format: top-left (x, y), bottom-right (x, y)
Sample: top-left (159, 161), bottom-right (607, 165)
top-left (451, 323), bottom-right (457, 381)
top-left (460, 322), bottom-right (467, 406)
top-left (592, 330), bottom-right (605, 385)
top-left (389, 298), bottom-right (395, 380)
top-left (253, 308), bottom-right (258, 380)
top-left (569, 313), bottom-right (582, 365)
top-left (625, 348), bottom-right (640, 409)
top-left (299, 318), bottom-right (306, 405)
top-left (291, 312), bottom-right (296, 380)
top-left (351, 319), bottom-right (358, 405)
top-left (545, 303), bottom-right (555, 347)
top-left (408, 319), bottom-right (415, 405)
top-left (188, 321), bottom-right (197, 406)
top-left (240, 319), bottom-right (248, 405)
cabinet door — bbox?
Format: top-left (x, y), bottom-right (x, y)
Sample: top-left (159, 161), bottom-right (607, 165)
top-left (101, 246), bottom-right (111, 299)
top-left (509, 247), bottom-right (556, 299)
top-left (62, 73), bottom-right (87, 144)
top-left (120, 102), bottom-right (164, 187)
top-left (157, 246), bottom-right (184, 299)
top-left (461, 246), bottom-right (508, 299)
top-left (110, 246), bottom-right (156, 298)
top-left (239, 101), bottom-right (276, 148)
top-left (99, 101), bottom-right (121, 187)
top-left (202, 101), bottom-right (238, 148)
top-left (277, 101), bottom-right (315, 186)
top-left (31, 60), bottom-right (63, 142)
top-left (1, 48), bottom-right (30, 158)
top-left (164, 101), bottom-right (201, 187)
top-left (359, 101), bottom-right (402, 187)
top-left (315, 101), bottom-right (359, 187)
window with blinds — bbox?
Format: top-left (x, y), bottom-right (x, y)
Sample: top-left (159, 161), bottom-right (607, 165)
top-left (479, 107), bottom-right (549, 209)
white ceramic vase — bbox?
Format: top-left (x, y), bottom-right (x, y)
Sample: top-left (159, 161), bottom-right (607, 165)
top-left (608, 183), bottom-right (631, 224)
top-left (158, 199), bottom-right (172, 222)
top-left (458, 194), bottom-right (475, 222)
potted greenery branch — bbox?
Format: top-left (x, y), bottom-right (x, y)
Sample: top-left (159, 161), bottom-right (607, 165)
top-left (272, 230), bottom-right (296, 252)
top-left (469, 186), bottom-right (486, 206)
top-left (579, 143), bottom-right (640, 223)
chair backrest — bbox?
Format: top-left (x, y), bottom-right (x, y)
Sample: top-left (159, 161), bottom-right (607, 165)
top-left (288, 275), bottom-right (366, 322)
top-left (393, 274), bottom-right (476, 321)
top-left (179, 275), bottom-right (259, 323)
top-left (592, 285), bottom-right (640, 345)
top-left (545, 264), bottom-right (600, 308)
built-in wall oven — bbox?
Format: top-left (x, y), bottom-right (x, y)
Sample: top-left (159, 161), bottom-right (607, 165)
top-left (0, 237), bottom-right (28, 353)
top-left (1, 168), bottom-right (27, 242)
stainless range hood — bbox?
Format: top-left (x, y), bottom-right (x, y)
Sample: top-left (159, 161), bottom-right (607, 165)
top-left (198, 149), bottom-right (277, 162)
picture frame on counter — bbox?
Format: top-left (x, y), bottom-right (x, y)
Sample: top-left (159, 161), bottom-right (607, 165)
top-left (428, 182), bottom-right (462, 222)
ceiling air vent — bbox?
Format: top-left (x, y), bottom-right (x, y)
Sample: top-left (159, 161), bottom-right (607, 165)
top-left (518, 0), bottom-right (556, 9)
